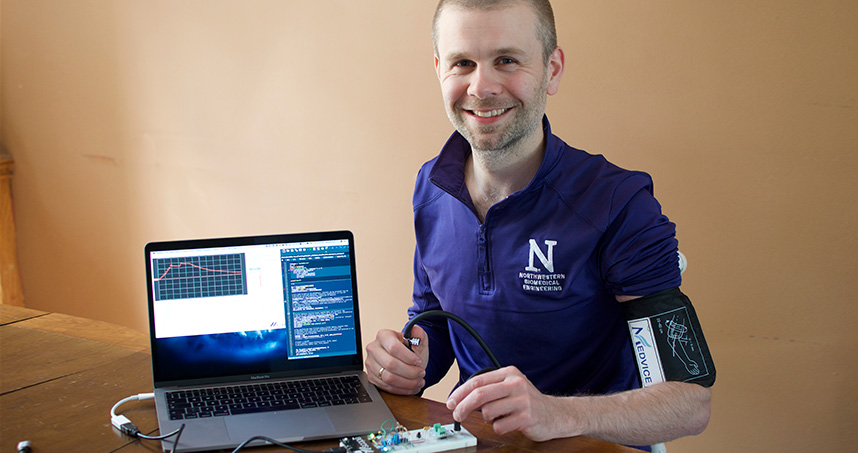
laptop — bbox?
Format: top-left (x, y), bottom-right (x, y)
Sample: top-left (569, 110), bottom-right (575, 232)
top-left (144, 230), bottom-right (396, 452)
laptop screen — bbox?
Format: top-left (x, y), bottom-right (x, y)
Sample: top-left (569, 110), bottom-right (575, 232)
top-left (145, 231), bottom-right (363, 386)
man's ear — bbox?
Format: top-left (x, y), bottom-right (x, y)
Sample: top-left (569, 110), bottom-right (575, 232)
top-left (546, 47), bottom-right (565, 96)
top-left (434, 55), bottom-right (441, 80)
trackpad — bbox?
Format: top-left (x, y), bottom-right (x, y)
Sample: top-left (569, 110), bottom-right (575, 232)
top-left (225, 410), bottom-right (335, 442)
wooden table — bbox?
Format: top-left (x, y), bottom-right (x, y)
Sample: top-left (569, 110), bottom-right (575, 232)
top-left (0, 305), bottom-right (638, 452)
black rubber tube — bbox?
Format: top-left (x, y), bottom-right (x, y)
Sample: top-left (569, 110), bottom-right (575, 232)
top-left (403, 310), bottom-right (502, 370)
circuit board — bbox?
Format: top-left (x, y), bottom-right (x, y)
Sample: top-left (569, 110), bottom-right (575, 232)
top-left (340, 423), bottom-right (477, 453)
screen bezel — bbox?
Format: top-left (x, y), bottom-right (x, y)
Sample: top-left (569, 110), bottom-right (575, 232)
top-left (144, 230), bottom-right (363, 388)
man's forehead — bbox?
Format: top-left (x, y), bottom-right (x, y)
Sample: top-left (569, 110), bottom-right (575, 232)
top-left (435, 4), bottom-right (540, 59)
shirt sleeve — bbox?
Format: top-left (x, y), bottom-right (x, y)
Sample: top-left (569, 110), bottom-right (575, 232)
top-left (407, 245), bottom-right (456, 389)
top-left (599, 174), bottom-right (682, 296)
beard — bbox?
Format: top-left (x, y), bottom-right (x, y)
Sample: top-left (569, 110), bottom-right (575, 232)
top-left (445, 73), bottom-right (550, 154)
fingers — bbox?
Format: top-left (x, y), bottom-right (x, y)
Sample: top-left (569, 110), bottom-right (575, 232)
top-left (446, 367), bottom-right (513, 420)
top-left (406, 325), bottom-right (430, 367)
top-left (446, 366), bottom-right (564, 441)
top-left (365, 328), bottom-right (427, 395)
top-left (446, 366), bottom-right (548, 438)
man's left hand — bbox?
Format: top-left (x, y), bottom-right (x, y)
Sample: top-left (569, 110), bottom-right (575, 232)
top-left (445, 366), bottom-right (579, 442)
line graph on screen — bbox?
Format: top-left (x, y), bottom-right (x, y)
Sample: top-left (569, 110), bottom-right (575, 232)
top-left (153, 253), bottom-right (247, 301)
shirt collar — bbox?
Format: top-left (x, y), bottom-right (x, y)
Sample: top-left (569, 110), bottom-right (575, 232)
top-left (429, 116), bottom-right (561, 201)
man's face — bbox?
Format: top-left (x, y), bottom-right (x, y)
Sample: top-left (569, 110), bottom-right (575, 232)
top-left (434, 3), bottom-right (563, 153)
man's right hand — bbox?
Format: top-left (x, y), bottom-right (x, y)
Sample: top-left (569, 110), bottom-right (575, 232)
top-left (365, 326), bottom-right (429, 395)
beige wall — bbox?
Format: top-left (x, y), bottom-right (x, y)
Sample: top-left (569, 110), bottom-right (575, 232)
top-left (2, 1), bottom-right (856, 451)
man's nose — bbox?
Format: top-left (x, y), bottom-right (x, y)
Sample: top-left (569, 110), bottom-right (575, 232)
top-left (466, 66), bottom-right (502, 99)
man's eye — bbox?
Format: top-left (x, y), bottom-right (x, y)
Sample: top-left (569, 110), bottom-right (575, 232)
top-left (498, 58), bottom-right (517, 65)
top-left (455, 60), bottom-right (475, 67)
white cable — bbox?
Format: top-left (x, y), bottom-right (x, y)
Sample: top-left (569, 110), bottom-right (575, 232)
top-left (111, 393), bottom-right (154, 419)
top-left (110, 393), bottom-right (184, 453)
top-left (110, 393), bottom-right (156, 436)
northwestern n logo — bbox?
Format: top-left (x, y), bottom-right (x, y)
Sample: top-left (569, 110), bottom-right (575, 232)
top-left (525, 239), bottom-right (557, 273)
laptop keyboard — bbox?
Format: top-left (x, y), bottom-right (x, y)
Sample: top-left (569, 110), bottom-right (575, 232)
top-left (166, 375), bottom-right (373, 420)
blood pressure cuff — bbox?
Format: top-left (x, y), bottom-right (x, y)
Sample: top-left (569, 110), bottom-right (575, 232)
top-left (622, 288), bottom-right (716, 388)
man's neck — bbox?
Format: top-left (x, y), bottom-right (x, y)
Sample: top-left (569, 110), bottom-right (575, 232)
top-left (465, 133), bottom-right (546, 222)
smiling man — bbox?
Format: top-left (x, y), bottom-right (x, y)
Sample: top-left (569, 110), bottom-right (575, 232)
top-left (365, 0), bottom-right (713, 450)
top-left (434, 0), bottom-right (562, 220)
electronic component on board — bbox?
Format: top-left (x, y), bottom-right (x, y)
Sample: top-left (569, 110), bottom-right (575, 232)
top-left (340, 422), bottom-right (476, 453)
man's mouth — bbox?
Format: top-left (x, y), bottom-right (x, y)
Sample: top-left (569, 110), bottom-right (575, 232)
top-left (469, 108), bottom-right (509, 118)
